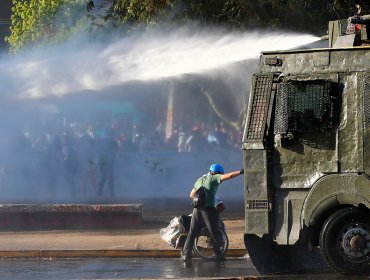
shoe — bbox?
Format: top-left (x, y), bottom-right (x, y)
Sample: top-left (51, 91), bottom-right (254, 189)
top-left (181, 251), bottom-right (191, 262)
top-left (182, 260), bottom-right (192, 268)
top-left (215, 255), bottom-right (225, 262)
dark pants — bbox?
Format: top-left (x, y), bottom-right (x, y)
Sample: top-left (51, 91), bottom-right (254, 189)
top-left (182, 207), bottom-right (222, 259)
top-left (98, 160), bottom-right (114, 196)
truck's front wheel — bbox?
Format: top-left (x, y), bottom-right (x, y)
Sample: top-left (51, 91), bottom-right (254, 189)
top-left (319, 207), bottom-right (370, 275)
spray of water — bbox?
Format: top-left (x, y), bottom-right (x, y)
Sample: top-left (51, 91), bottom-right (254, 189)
top-left (0, 28), bottom-right (319, 99)
top-left (0, 28), bottom-right (321, 203)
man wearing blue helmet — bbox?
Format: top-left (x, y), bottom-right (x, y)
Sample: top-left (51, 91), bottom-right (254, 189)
top-left (181, 163), bottom-right (244, 263)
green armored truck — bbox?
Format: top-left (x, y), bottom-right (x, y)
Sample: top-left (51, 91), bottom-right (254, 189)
top-left (242, 15), bottom-right (370, 275)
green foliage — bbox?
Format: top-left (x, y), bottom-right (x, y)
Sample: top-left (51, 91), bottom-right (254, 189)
top-left (6, 0), bottom-right (87, 53)
top-left (96, 0), bottom-right (172, 27)
top-left (7, 0), bottom-right (370, 52)
top-left (91, 0), bottom-right (370, 34)
top-left (216, 0), bottom-right (370, 32)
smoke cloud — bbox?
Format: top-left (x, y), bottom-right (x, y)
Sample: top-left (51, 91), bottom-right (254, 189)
top-left (0, 26), bottom-right (319, 205)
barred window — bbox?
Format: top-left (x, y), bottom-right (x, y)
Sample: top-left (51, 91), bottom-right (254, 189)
top-left (244, 74), bottom-right (274, 142)
top-left (274, 80), bottom-right (335, 134)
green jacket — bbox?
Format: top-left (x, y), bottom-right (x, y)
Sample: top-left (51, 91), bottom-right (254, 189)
top-left (193, 173), bottom-right (222, 207)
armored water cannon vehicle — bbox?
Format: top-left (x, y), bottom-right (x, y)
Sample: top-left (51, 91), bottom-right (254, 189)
top-left (242, 15), bottom-right (370, 275)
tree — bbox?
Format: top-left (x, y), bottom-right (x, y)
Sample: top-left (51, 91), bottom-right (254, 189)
top-left (6, 0), bottom-right (87, 53)
top-left (8, 0), bottom-right (370, 52)
top-left (88, 0), bottom-right (370, 34)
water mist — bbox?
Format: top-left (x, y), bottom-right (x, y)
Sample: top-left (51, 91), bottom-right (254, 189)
top-left (0, 27), bottom-right (320, 204)
top-left (0, 28), bottom-right (319, 99)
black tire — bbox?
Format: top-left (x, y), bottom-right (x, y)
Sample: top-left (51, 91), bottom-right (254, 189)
top-left (319, 207), bottom-right (370, 275)
top-left (193, 227), bottom-right (229, 260)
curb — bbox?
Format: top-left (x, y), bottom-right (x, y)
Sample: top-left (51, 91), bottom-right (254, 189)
top-left (0, 204), bottom-right (143, 230)
top-left (0, 249), bottom-right (247, 259)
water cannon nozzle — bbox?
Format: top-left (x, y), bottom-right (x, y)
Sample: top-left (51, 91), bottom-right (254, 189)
top-left (321, 34), bottom-right (329, 41)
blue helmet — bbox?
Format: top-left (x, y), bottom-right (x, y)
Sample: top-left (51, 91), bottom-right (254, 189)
top-left (209, 163), bottom-right (224, 174)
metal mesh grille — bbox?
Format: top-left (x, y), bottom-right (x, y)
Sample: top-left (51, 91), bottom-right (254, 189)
top-left (274, 80), bottom-right (334, 134)
top-left (245, 74), bottom-right (273, 142)
top-left (364, 74), bottom-right (370, 128)
top-left (274, 83), bottom-right (289, 134)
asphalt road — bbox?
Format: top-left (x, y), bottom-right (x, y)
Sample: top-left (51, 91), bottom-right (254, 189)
top-left (0, 257), bottom-right (366, 280)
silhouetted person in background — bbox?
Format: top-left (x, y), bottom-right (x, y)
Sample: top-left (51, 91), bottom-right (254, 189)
top-left (185, 126), bottom-right (208, 152)
top-left (62, 132), bottom-right (80, 197)
top-left (79, 127), bottom-right (98, 195)
top-left (40, 132), bottom-right (62, 198)
top-left (97, 128), bottom-right (118, 197)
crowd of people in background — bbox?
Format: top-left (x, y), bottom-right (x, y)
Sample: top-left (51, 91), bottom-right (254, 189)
top-left (150, 121), bottom-right (242, 153)
top-left (0, 118), bottom-right (242, 199)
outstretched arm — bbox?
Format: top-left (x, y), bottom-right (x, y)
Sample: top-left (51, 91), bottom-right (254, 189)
top-left (220, 169), bottom-right (244, 182)
top-left (189, 188), bottom-right (196, 198)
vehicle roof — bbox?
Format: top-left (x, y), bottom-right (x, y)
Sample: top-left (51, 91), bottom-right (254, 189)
top-left (261, 45), bottom-right (370, 55)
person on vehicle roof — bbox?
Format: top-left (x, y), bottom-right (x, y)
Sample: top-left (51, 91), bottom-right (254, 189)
top-left (181, 163), bottom-right (243, 263)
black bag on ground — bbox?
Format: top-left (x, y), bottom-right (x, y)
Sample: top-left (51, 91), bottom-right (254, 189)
top-left (191, 187), bottom-right (207, 208)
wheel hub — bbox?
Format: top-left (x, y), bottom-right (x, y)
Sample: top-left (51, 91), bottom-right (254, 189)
top-left (340, 225), bottom-right (370, 259)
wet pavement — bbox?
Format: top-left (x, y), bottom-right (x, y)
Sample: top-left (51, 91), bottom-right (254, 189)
top-left (0, 257), bottom-right (256, 279)
top-left (0, 257), bottom-right (366, 280)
